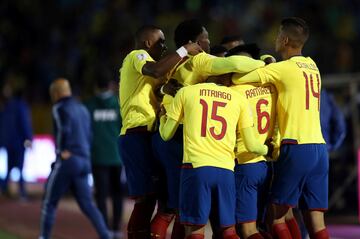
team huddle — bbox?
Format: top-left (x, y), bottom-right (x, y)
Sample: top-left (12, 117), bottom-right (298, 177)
top-left (119, 17), bottom-right (329, 239)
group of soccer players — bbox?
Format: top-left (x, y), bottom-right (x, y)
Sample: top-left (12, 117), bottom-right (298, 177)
top-left (119, 17), bottom-right (329, 239)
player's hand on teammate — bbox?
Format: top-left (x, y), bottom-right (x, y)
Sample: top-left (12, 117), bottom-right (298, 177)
top-left (264, 138), bottom-right (280, 161)
top-left (184, 42), bottom-right (203, 55)
top-left (158, 104), bottom-right (167, 118)
top-left (260, 54), bottom-right (276, 65)
top-left (265, 138), bottom-right (275, 160)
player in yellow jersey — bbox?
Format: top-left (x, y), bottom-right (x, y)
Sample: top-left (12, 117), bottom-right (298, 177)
top-left (226, 44), bottom-right (278, 239)
top-left (119, 25), bottom-right (202, 239)
top-left (159, 75), bottom-right (270, 239)
top-left (233, 18), bottom-right (329, 239)
top-left (151, 19), bottom-right (268, 239)
top-left (205, 43), bottom-right (277, 239)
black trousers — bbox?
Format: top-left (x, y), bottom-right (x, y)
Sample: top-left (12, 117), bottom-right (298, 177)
top-left (92, 165), bottom-right (124, 231)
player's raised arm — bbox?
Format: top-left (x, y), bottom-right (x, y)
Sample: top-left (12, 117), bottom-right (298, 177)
top-left (232, 70), bottom-right (262, 84)
top-left (211, 55), bottom-right (265, 74)
top-left (142, 42), bottom-right (202, 78)
top-left (159, 88), bottom-right (184, 141)
top-left (192, 53), bottom-right (265, 77)
top-left (239, 127), bottom-right (268, 155)
top-left (159, 115), bottom-right (180, 141)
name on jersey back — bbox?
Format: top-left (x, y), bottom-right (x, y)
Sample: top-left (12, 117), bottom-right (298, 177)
top-left (245, 86), bottom-right (272, 99)
top-left (199, 89), bottom-right (232, 101)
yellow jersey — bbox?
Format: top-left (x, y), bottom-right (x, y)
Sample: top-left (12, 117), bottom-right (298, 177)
top-left (163, 53), bottom-right (265, 112)
top-left (119, 49), bottom-right (158, 135)
top-left (168, 52), bottom-right (265, 86)
top-left (231, 83), bottom-right (277, 164)
top-left (256, 56), bottom-right (325, 144)
top-left (167, 83), bottom-right (253, 171)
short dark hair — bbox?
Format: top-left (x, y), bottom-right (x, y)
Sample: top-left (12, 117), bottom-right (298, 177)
top-left (174, 19), bottom-right (203, 48)
top-left (281, 17), bottom-right (309, 47)
top-left (135, 25), bottom-right (161, 43)
top-left (220, 35), bottom-right (243, 45)
top-left (226, 43), bottom-right (260, 59)
top-left (210, 45), bottom-right (228, 56)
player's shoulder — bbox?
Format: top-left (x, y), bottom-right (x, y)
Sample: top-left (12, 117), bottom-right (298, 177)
top-left (267, 60), bottom-right (288, 69)
top-left (226, 86), bottom-right (246, 100)
top-left (193, 51), bottom-right (213, 59)
top-left (181, 82), bottom-right (202, 92)
top-left (231, 82), bottom-right (262, 91)
top-left (191, 52), bottom-right (215, 63)
top-left (127, 49), bottom-right (151, 61)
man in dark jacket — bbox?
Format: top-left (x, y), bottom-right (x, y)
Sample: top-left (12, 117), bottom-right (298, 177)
top-left (39, 78), bottom-right (109, 239)
top-left (0, 79), bottom-right (32, 199)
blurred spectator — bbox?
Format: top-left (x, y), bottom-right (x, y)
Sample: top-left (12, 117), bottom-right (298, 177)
top-left (320, 89), bottom-right (346, 151)
top-left (39, 78), bottom-right (109, 239)
top-left (85, 69), bottom-right (124, 239)
top-left (0, 78), bottom-right (33, 199)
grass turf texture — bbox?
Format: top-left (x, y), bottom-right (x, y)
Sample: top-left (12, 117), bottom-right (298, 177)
top-left (0, 230), bottom-right (19, 239)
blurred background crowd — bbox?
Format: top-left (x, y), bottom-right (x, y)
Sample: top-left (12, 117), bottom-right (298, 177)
top-left (0, 0), bottom-right (359, 218)
top-left (1, 0), bottom-right (360, 103)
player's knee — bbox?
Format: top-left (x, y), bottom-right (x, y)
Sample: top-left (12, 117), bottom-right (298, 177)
top-left (185, 225), bottom-right (205, 238)
top-left (186, 234), bottom-right (205, 239)
top-left (222, 227), bottom-right (240, 239)
top-left (237, 222), bottom-right (258, 238)
top-left (272, 203), bottom-right (291, 221)
top-left (303, 210), bottom-right (326, 234)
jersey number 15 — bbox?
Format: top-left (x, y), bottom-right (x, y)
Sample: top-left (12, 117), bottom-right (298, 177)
top-left (200, 99), bottom-right (227, 140)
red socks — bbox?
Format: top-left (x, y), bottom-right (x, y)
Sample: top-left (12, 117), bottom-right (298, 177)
top-left (248, 232), bottom-right (264, 239)
top-left (150, 212), bottom-right (175, 239)
top-left (222, 227), bottom-right (240, 239)
top-left (310, 228), bottom-right (329, 239)
top-left (171, 214), bottom-right (185, 239)
top-left (186, 234), bottom-right (205, 239)
top-left (286, 218), bottom-right (301, 239)
top-left (128, 199), bottom-right (156, 239)
top-left (272, 223), bottom-right (292, 239)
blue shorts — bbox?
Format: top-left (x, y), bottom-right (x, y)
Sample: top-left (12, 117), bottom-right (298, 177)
top-left (235, 161), bottom-right (271, 223)
top-left (180, 166), bottom-right (236, 227)
top-left (152, 127), bottom-right (183, 209)
top-left (119, 131), bottom-right (160, 198)
top-left (271, 144), bottom-right (328, 210)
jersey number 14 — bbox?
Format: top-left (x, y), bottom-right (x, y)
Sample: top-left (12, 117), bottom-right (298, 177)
top-left (304, 71), bottom-right (320, 111)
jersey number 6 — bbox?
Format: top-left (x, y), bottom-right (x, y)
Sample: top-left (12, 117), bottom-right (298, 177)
top-left (200, 99), bottom-right (227, 140)
top-left (256, 99), bottom-right (270, 134)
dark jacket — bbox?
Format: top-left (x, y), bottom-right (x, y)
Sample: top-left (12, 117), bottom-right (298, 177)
top-left (0, 98), bottom-right (32, 150)
top-left (52, 97), bottom-right (91, 159)
top-left (320, 90), bottom-right (346, 151)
